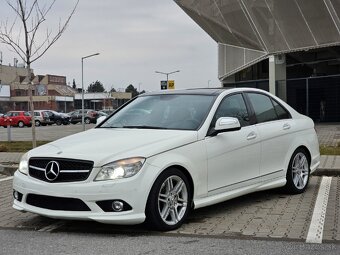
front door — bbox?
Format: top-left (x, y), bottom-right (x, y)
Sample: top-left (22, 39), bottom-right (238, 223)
top-left (205, 93), bottom-right (261, 193)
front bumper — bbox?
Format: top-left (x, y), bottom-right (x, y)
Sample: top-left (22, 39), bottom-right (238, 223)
top-left (12, 165), bottom-right (158, 225)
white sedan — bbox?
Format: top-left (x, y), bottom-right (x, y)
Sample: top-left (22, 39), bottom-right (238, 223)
top-left (13, 88), bottom-right (320, 230)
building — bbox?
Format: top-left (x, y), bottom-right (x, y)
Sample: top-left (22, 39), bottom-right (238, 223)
top-left (175, 0), bottom-right (340, 122)
top-left (74, 92), bottom-right (132, 110)
top-left (0, 63), bottom-right (75, 113)
top-left (0, 63), bottom-right (132, 113)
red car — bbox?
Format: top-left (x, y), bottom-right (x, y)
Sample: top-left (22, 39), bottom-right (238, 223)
top-left (0, 111), bottom-right (32, 128)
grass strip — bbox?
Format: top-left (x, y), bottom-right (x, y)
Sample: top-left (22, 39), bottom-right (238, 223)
top-left (0, 141), bottom-right (50, 152)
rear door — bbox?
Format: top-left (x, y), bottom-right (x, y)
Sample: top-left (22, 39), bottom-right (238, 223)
top-left (246, 92), bottom-right (295, 179)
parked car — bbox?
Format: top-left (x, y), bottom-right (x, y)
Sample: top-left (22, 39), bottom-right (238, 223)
top-left (13, 88), bottom-right (320, 231)
top-left (69, 109), bottom-right (98, 124)
top-left (33, 110), bottom-right (53, 126)
top-left (0, 111), bottom-right (32, 128)
top-left (44, 110), bottom-right (70, 125)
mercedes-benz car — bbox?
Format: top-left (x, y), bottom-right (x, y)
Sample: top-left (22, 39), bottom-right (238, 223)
top-left (13, 88), bottom-right (320, 230)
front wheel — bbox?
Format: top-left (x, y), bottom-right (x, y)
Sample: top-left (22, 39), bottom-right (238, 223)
top-left (145, 168), bottom-right (191, 231)
top-left (18, 121), bottom-right (24, 128)
top-left (284, 148), bottom-right (310, 194)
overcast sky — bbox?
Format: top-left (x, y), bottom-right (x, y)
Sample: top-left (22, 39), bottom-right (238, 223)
top-left (0, 0), bottom-right (220, 92)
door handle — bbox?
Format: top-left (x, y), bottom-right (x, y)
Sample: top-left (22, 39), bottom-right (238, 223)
top-left (283, 123), bottom-right (291, 130)
top-left (247, 131), bottom-right (257, 140)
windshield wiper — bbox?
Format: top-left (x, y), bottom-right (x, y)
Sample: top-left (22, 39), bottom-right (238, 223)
top-left (122, 125), bottom-right (167, 129)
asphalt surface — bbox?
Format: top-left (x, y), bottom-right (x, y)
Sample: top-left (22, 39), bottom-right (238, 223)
top-left (0, 229), bottom-right (339, 255)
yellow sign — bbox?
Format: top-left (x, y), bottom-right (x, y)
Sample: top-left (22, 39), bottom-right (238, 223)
top-left (168, 80), bottom-right (175, 90)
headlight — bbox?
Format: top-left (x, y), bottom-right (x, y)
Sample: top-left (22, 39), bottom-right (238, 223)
top-left (95, 157), bottom-right (145, 181)
top-left (18, 153), bottom-right (29, 175)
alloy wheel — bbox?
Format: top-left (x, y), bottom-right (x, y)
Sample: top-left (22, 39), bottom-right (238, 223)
top-left (291, 152), bottom-right (309, 189)
top-left (158, 175), bottom-right (188, 225)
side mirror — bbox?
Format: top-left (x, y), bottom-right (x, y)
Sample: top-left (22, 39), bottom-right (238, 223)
top-left (211, 117), bottom-right (241, 136)
top-left (96, 116), bottom-right (107, 126)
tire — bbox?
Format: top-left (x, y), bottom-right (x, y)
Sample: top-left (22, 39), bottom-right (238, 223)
top-left (35, 120), bottom-right (41, 127)
top-left (145, 168), bottom-right (192, 231)
top-left (18, 121), bottom-right (24, 128)
top-left (284, 148), bottom-right (310, 194)
top-left (84, 118), bottom-right (91, 124)
top-left (56, 120), bottom-right (62, 125)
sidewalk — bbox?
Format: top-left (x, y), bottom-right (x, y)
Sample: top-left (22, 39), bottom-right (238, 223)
top-left (0, 152), bottom-right (339, 176)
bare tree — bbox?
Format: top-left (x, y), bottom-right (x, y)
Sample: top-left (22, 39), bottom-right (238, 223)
top-left (0, 0), bottom-right (79, 148)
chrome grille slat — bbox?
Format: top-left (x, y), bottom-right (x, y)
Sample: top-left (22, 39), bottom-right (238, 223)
top-left (29, 165), bottom-right (45, 171)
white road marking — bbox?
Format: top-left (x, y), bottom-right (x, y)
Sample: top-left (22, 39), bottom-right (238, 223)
top-left (0, 176), bottom-right (13, 182)
top-left (306, 176), bottom-right (332, 243)
top-left (38, 221), bottom-right (65, 232)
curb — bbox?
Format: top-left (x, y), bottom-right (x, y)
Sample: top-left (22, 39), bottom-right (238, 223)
top-left (0, 164), bottom-right (18, 176)
top-left (312, 168), bottom-right (340, 177)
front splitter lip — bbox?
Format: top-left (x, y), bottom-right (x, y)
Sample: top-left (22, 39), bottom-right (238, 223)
top-left (13, 200), bottom-right (146, 225)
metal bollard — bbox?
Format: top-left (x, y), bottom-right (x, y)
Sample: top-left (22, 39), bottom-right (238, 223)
top-left (6, 121), bottom-right (11, 142)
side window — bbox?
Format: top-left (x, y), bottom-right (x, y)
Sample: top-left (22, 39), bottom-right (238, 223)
top-left (272, 100), bottom-right (291, 119)
top-left (247, 93), bottom-right (277, 123)
top-left (24, 112), bottom-right (30, 116)
top-left (213, 94), bottom-right (250, 127)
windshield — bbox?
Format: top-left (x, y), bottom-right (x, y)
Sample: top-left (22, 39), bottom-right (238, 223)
top-left (100, 94), bottom-right (215, 130)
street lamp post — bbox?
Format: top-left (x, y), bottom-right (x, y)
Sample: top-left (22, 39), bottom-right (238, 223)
top-left (81, 53), bottom-right (99, 131)
top-left (155, 70), bottom-right (180, 89)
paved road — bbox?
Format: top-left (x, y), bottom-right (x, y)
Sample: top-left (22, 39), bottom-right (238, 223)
top-left (0, 229), bottom-right (339, 255)
top-left (0, 123), bottom-right (95, 142)
top-left (0, 123), bottom-right (339, 146)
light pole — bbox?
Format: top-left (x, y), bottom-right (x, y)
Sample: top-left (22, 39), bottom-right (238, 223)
top-left (155, 70), bottom-right (180, 89)
top-left (81, 53), bottom-right (99, 131)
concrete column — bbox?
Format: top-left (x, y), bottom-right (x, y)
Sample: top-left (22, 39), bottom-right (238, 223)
top-left (222, 74), bottom-right (236, 87)
top-left (269, 54), bottom-right (287, 101)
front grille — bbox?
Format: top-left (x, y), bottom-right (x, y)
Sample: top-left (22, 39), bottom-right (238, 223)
top-left (29, 157), bottom-right (94, 183)
top-left (26, 194), bottom-right (91, 211)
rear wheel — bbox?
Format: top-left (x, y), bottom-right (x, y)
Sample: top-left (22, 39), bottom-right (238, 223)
top-left (284, 148), bottom-right (310, 194)
top-left (84, 118), bottom-right (91, 124)
top-left (145, 168), bottom-right (191, 231)
top-left (55, 120), bottom-right (62, 125)
top-left (35, 120), bottom-right (41, 127)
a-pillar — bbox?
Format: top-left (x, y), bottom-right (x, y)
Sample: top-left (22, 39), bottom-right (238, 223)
top-left (269, 54), bottom-right (287, 101)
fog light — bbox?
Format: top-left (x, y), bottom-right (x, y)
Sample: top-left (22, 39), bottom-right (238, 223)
top-left (13, 190), bottom-right (22, 202)
top-left (112, 201), bottom-right (124, 212)
top-left (13, 190), bottom-right (19, 200)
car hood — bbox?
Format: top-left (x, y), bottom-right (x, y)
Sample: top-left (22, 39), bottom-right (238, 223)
top-left (28, 128), bottom-right (198, 167)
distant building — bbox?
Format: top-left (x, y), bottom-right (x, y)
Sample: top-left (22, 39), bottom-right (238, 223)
top-left (0, 63), bottom-right (132, 113)
top-left (74, 92), bottom-right (132, 110)
top-left (0, 64), bottom-right (75, 113)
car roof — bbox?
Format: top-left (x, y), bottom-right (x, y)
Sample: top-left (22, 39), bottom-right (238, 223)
top-left (140, 87), bottom-right (276, 97)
